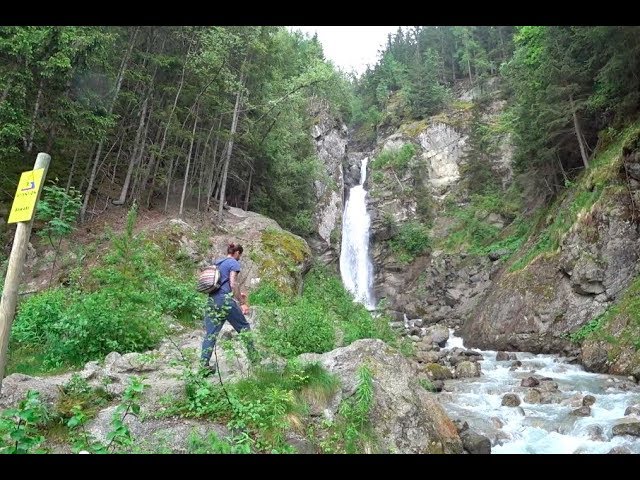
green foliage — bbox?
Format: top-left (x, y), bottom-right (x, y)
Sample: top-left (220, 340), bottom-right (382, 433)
top-left (170, 359), bottom-right (339, 453)
top-left (569, 274), bottom-right (640, 350)
top-left (106, 376), bottom-right (145, 452)
top-left (9, 205), bottom-right (202, 372)
top-left (0, 390), bottom-right (49, 454)
top-left (370, 143), bottom-right (417, 172)
top-left (418, 378), bottom-right (436, 392)
top-left (56, 373), bottom-right (113, 421)
top-left (509, 190), bottom-right (601, 271)
top-left (502, 26), bottom-right (640, 198)
top-left (439, 187), bottom-right (524, 255)
top-left (318, 364), bottom-right (375, 454)
top-left (388, 221), bottom-right (431, 263)
top-left (186, 431), bottom-right (252, 454)
top-left (461, 105), bottom-right (502, 196)
top-left (340, 365), bottom-right (374, 453)
top-left (569, 314), bottom-right (607, 344)
top-left (248, 281), bottom-right (285, 306)
top-left (258, 298), bottom-right (336, 358)
top-left (250, 266), bottom-right (397, 358)
top-left (35, 182), bottom-right (82, 244)
top-left (66, 404), bottom-right (107, 454)
top-left (506, 122), bottom-right (638, 271)
top-left (351, 26), bottom-right (514, 130)
top-left (298, 266), bottom-right (396, 345)
top-left (407, 48), bottom-right (452, 118)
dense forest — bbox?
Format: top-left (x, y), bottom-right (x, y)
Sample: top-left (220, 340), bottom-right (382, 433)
top-left (1, 26), bottom-right (639, 248)
top-left (353, 26), bottom-right (640, 201)
top-left (0, 26), bottom-right (351, 240)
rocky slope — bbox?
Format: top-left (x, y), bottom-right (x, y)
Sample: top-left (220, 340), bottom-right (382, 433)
top-left (1, 206), bottom-right (469, 453)
top-left (364, 79), bottom-right (513, 326)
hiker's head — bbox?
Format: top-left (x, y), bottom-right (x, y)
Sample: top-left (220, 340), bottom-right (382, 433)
top-left (227, 242), bottom-right (244, 259)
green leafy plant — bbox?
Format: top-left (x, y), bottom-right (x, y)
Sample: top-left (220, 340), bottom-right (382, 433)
top-left (9, 204), bottom-right (203, 372)
top-left (0, 390), bottom-right (49, 454)
top-left (388, 221), bottom-right (431, 263)
top-left (105, 376), bottom-right (145, 453)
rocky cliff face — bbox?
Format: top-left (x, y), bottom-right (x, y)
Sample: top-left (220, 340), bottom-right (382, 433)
top-left (366, 80), bottom-right (511, 325)
top-left (362, 78), bottom-right (640, 378)
top-left (460, 130), bottom-right (640, 378)
top-left (309, 100), bottom-right (348, 265)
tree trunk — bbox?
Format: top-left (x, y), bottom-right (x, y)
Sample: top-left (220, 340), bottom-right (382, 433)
top-left (211, 142), bottom-right (228, 208)
top-left (137, 120), bottom-right (163, 203)
top-left (243, 167), bottom-right (253, 211)
top-left (206, 116), bottom-right (224, 211)
top-left (570, 93), bottom-right (590, 169)
top-left (179, 105), bottom-right (199, 217)
top-left (131, 102), bottom-right (155, 202)
top-left (188, 137), bottom-right (202, 200)
top-left (196, 140), bottom-right (206, 211)
top-left (195, 119), bottom-right (218, 211)
top-left (114, 96), bottom-right (149, 205)
top-left (156, 43), bottom-right (190, 174)
top-left (218, 79), bottom-right (244, 223)
top-left (110, 134), bottom-right (125, 183)
top-left (80, 26), bottom-right (139, 222)
top-left (65, 147), bottom-right (79, 193)
top-left (26, 77), bottom-right (44, 153)
top-left (78, 144), bottom-right (96, 194)
top-left (164, 137), bottom-right (187, 213)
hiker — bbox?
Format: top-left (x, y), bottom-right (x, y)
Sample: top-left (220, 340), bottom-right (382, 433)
top-left (200, 243), bottom-right (256, 374)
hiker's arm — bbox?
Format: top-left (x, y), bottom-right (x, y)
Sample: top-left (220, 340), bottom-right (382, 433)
top-left (229, 270), bottom-right (242, 303)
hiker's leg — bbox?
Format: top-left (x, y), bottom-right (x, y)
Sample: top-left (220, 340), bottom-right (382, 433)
top-left (227, 301), bottom-right (259, 363)
top-left (200, 299), bottom-right (226, 366)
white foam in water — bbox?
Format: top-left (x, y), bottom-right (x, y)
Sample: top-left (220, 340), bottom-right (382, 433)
top-left (439, 331), bottom-right (640, 454)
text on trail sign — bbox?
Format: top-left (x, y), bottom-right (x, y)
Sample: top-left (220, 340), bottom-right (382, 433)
top-left (7, 168), bottom-right (45, 224)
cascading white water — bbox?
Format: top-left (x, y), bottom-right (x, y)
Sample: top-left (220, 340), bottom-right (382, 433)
top-left (340, 157), bottom-right (375, 309)
top-left (441, 330), bottom-right (640, 454)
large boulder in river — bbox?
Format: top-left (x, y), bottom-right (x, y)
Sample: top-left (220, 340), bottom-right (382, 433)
top-left (299, 339), bottom-right (463, 453)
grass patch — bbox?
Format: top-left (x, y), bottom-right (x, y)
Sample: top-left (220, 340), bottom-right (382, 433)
top-left (251, 266), bottom-right (397, 359)
top-left (388, 221), bottom-right (431, 264)
top-left (570, 274), bottom-right (640, 349)
top-left (370, 144), bottom-right (417, 172)
top-left (508, 122), bottom-right (640, 271)
top-left (167, 359), bottom-right (340, 453)
top-left (438, 187), bottom-right (524, 256)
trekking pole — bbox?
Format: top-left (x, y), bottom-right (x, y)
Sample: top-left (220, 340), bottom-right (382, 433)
top-left (213, 344), bottom-right (232, 406)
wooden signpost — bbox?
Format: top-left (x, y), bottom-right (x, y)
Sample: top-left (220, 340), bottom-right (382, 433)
top-left (0, 153), bottom-right (50, 394)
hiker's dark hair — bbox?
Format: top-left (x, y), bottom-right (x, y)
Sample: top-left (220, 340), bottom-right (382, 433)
top-left (227, 243), bottom-right (243, 255)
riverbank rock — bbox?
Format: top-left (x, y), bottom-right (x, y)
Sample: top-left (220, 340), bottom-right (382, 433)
top-left (460, 430), bottom-right (491, 454)
top-left (299, 339), bottom-right (463, 453)
top-left (501, 394), bottom-right (521, 407)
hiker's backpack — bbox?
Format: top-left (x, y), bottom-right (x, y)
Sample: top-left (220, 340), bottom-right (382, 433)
top-left (197, 259), bottom-right (227, 294)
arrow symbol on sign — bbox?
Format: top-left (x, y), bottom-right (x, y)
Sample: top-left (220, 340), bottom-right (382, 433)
top-left (21, 181), bottom-right (35, 191)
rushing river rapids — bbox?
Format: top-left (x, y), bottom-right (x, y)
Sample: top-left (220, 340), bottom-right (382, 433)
top-left (439, 330), bottom-right (640, 454)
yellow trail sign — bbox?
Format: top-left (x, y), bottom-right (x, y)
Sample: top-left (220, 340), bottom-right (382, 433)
top-left (7, 168), bottom-right (46, 223)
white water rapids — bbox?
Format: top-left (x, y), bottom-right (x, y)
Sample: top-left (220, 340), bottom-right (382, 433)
top-left (441, 330), bottom-right (640, 454)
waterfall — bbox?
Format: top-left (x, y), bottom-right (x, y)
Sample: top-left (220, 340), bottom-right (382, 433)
top-left (340, 156), bottom-right (375, 309)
